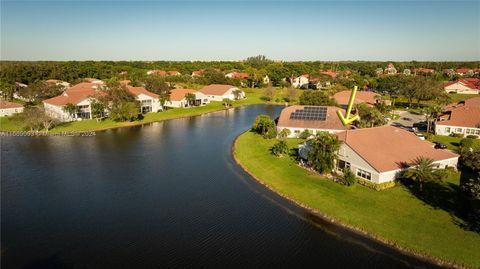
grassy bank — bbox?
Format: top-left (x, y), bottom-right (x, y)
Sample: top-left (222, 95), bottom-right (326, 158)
top-left (0, 89), bottom-right (292, 133)
top-left (429, 134), bottom-right (480, 152)
top-left (234, 132), bottom-right (480, 268)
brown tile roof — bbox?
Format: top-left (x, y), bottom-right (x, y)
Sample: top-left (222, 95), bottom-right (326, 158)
top-left (0, 100), bottom-right (23, 109)
top-left (169, 89), bottom-right (196, 101)
top-left (333, 90), bottom-right (378, 107)
top-left (437, 106), bottom-right (480, 128)
top-left (227, 72), bottom-right (249, 79)
top-left (444, 78), bottom-right (480, 90)
top-left (199, 84), bottom-right (236, 96)
top-left (277, 105), bottom-right (348, 131)
top-left (43, 83), bottom-right (99, 106)
top-left (125, 85), bottom-right (159, 99)
top-left (465, 97), bottom-right (480, 107)
top-left (337, 126), bottom-right (459, 172)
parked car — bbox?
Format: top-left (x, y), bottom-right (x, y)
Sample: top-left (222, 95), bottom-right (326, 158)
top-left (433, 142), bottom-right (448, 149)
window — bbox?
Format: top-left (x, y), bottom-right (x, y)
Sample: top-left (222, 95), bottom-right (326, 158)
top-left (445, 127), bottom-right (450, 133)
top-left (456, 128), bottom-right (462, 133)
top-left (336, 160), bottom-right (350, 171)
top-left (356, 169), bottom-right (372, 180)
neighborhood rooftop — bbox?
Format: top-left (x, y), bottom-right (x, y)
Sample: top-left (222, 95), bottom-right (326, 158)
top-left (277, 105), bottom-right (348, 131)
top-left (337, 125), bottom-right (459, 173)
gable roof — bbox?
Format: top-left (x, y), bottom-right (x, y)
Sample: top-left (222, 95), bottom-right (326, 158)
top-left (199, 84), bottom-right (237, 96)
top-left (43, 82), bottom-right (100, 106)
top-left (437, 106), bottom-right (480, 128)
top-left (277, 105), bottom-right (348, 131)
top-left (169, 89), bottom-right (196, 101)
top-left (444, 78), bottom-right (480, 91)
top-left (0, 100), bottom-right (23, 109)
top-left (125, 85), bottom-right (159, 99)
top-left (337, 125), bottom-right (459, 173)
top-left (333, 90), bottom-right (378, 107)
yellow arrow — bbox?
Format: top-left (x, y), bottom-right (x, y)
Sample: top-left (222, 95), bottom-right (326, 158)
top-left (337, 85), bottom-right (360, 125)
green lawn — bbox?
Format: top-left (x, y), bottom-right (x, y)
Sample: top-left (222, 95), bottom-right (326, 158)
top-left (429, 135), bottom-right (480, 152)
top-left (234, 132), bottom-right (480, 268)
top-left (0, 89), bottom-right (291, 133)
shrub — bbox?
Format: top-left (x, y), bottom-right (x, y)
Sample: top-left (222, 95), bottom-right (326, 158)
top-left (278, 128), bottom-right (291, 139)
top-left (252, 115), bottom-right (277, 139)
top-left (338, 168), bottom-right (356, 186)
top-left (299, 129), bottom-right (312, 139)
top-left (271, 140), bottom-right (289, 157)
top-left (357, 178), bottom-right (397, 190)
top-left (450, 133), bottom-right (464, 138)
top-left (467, 135), bottom-right (479, 139)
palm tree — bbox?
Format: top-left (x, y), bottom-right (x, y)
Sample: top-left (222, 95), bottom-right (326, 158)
top-left (403, 156), bottom-right (446, 192)
top-left (422, 105), bottom-right (443, 134)
top-left (185, 93), bottom-right (196, 107)
top-left (307, 132), bottom-right (343, 174)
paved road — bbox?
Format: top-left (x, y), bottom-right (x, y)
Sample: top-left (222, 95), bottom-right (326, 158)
top-left (390, 110), bottom-right (426, 131)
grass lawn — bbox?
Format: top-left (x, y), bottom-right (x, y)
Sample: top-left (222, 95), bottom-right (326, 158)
top-left (429, 135), bottom-right (480, 152)
top-left (234, 132), bottom-right (480, 268)
top-left (0, 89), bottom-right (292, 133)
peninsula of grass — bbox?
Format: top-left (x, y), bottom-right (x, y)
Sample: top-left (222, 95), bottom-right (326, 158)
top-left (233, 131), bottom-right (480, 268)
top-left (0, 89), bottom-right (287, 133)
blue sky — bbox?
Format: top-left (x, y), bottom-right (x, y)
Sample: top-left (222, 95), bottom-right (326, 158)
top-left (1, 0), bottom-right (479, 61)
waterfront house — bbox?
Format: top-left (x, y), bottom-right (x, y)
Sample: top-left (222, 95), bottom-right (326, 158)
top-left (0, 100), bottom-right (24, 117)
top-left (165, 89), bottom-right (210, 108)
top-left (125, 85), bottom-right (162, 113)
top-left (276, 105), bottom-right (349, 137)
top-left (199, 84), bottom-right (245, 101)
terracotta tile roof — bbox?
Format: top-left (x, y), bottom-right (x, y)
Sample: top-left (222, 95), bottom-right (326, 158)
top-left (456, 68), bottom-right (472, 74)
top-left (465, 97), bottom-right (480, 107)
top-left (125, 85), bottom-right (159, 99)
top-left (437, 106), bottom-right (480, 128)
top-left (227, 72), bottom-right (249, 79)
top-left (277, 105), bottom-right (348, 131)
top-left (413, 68), bottom-right (434, 73)
top-left (43, 83), bottom-right (99, 106)
top-left (337, 126), bottom-right (459, 172)
top-left (199, 84), bottom-right (236, 96)
top-left (0, 100), bottom-right (23, 109)
top-left (319, 70), bottom-right (338, 78)
top-left (333, 90), bottom-right (378, 107)
top-left (444, 78), bottom-right (480, 91)
top-left (169, 89), bottom-right (196, 101)
top-left (192, 69), bottom-right (205, 76)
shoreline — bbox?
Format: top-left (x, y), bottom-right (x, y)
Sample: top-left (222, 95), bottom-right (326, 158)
top-left (231, 132), bottom-right (469, 269)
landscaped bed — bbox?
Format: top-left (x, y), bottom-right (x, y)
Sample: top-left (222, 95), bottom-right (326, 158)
top-left (233, 131), bottom-right (480, 268)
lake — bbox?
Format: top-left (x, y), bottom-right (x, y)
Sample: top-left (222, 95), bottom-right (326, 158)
top-left (1, 105), bottom-right (440, 268)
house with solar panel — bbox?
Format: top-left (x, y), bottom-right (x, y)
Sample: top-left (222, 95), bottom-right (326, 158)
top-left (276, 105), bottom-right (349, 137)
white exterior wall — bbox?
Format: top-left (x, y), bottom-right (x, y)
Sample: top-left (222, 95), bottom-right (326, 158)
top-left (44, 102), bottom-right (73, 121)
top-left (435, 124), bottom-right (480, 137)
top-left (278, 126), bottom-right (345, 138)
top-left (444, 83), bottom-right (479, 94)
top-left (136, 93), bottom-right (162, 112)
top-left (204, 88), bottom-right (245, 101)
top-left (336, 144), bottom-right (383, 183)
top-left (0, 106), bottom-right (24, 117)
top-left (291, 76), bottom-right (309, 88)
top-left (165, 99), bottom-right (187, 108)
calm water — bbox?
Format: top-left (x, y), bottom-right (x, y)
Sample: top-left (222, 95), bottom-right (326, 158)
top-left (2, 105), bottom-right (440, 269)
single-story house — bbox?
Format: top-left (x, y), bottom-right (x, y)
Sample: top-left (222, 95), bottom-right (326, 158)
top-left (199, 84), bottom-right (245, 101)
top-left (444, 78), bottom-right (480, 94)
top-left (288, 75), bottom-right (309, 88)
top-left (300, 125), bottom-right (459, 184)
top-left (0, 100), bottom-right (24, 117)
top-left (277, 105), bottom-right (349, 137)
top-left (146, 70), bottom-right (180, 76)
top-left (225, 72), bottom-right (249, 79)
top-left (435, 98), bottom-right (480, 137)
top-left (191, 70), bottom-right (205, 77)
top-left (332, 90), bottom-right (386, 108)
top-left (45, 79), bottom-right (71, 88)
top-left (165, 89), bottom-right (210, 108)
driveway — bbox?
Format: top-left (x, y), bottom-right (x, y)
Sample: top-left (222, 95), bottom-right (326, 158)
top-left (390, 110), bottom-right (426, 131)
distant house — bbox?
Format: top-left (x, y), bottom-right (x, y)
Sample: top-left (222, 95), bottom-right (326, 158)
top-left (444, 78), bottom-right (480, 94)
top-left (191, 69), bottom-right (205, 77)
top-left (165, 89), bottom-right (209, 108)
top-left (456, 68), bottom-right (474, 76)
top-left (147, 70), bottom-right (180, 76)
top-left (413, 68), bottom-right (435, 75)
top-left (199, 84), bottom-right (244, 101)
top-left (436, 97), bottom-right (480, 137)
top-left (43, 82), bottom-right (161, 121)
top-left (403, 69), bottom-right (411, 75)
top-left (319, 70), bottom-right (338, 78)
top-left (289, 75), bottom-right (309, 88)
top-left (0, 100), bottom-right (24, 117)
top-left (385, 63), bottom-right (397, 75)
top-left (263, 75), bottom-right (270, 84)
top-left (332, 126), bottom-right (459, 184)
top-left (45, 79), bottom-right (71, 88)
top-left (333, 90), bottom-right (384, 109)
top-left (225, 72), bottom-right (249, 79)
top-left (276, 105), bottom-right (349, 137)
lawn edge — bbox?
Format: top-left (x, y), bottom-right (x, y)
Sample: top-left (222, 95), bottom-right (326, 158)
top-left (231, 131), bottom-right (473, 269)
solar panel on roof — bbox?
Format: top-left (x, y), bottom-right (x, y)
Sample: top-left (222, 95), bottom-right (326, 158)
top-left (289, 106), bottom-right (328, 121)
